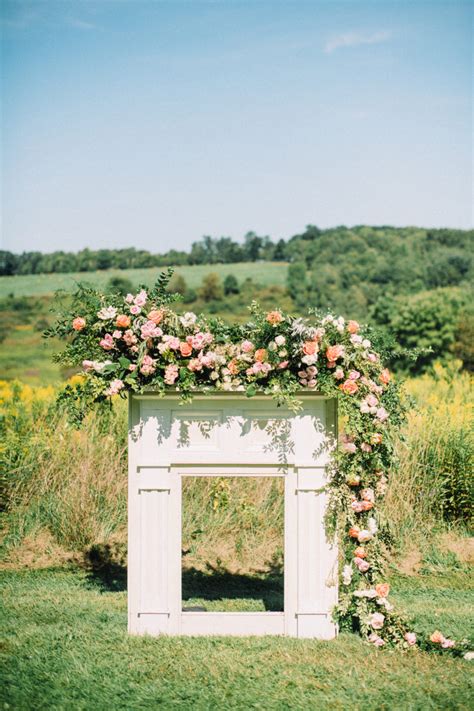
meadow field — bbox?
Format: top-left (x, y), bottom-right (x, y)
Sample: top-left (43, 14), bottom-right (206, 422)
top-left (1, 269), bottom-right (473, 709)
top-left (0, 262), bottom-right (288, 298)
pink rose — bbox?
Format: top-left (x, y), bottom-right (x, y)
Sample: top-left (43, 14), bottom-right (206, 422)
top-left (163, 335), bottom-right (180, 350)
top-left (134, 290), bottom-right (147, 307)
top-left (82, 360), bottom-right (94, 371)
top-left (334, 367), bottom-right (344, 380)
top-left (123, 329), bottom-right (137, 346)
top-left (361, 443), bottom-right (372, 453)
top-left (164, 364), bottom-right (179, 385)
top-left (357, 530), bottom-right (372, 543)
top-left (140, 321), bottom-right (163, 339)
top-left (105, 378), bottom-right (124, 396)
top-left (368, 633), bottom-right (385, 647)
top-left (99, 333), bottom-right (115, 350)
top-left (376, 407), bottom-right (389, 422)
top-left (404, 632), bottom-right (417, 646)
top-left (125, 293), bottom-right (134, 304)
top-left (348, 370), bottom-right (360, 380)
top-left (241, 340), bottom-right (254, 353)
top-left (370, 612), bottom-right (385, 630)
top-left (343, 441), bottom-right (357, 454)
top-left (354, 557), bottom-right (370, 572)
top-left (140, 354), bottom-right (156, 376)
top-left (130, 305), bottom-right (141, 315)
top-left (441, 638), bottom-right (455, 649)
top-left (278, 360), bottom-right (289, 369)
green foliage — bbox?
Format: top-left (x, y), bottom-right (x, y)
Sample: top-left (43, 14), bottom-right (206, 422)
top-left (371, 288), bottom-right (470, 373)
top-left (199, 272), bottom-right (224, 302)
top-left (106, 275), bottom-right (134, 295)
top-left (223, 273), bottom-right (240, 295)
top-left (287, 262), bottom-right (307, 307)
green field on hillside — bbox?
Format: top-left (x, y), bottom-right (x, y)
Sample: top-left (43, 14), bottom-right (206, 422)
top-left (0, 262), bottom-right (288, 298)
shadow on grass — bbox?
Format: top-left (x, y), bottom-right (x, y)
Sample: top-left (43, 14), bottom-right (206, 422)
top-left (84, 543), bottom-right (284, 610)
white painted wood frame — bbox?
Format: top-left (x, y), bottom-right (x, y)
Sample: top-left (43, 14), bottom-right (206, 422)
top-left (128, 392), bottom-right (338, 638)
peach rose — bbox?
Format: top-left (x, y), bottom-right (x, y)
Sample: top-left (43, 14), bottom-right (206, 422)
top-left (266, 310), bottom-right (283, 325)
top-left (375, 583), bottom-right (390, 598)
top-left (147, 309), bottom-right (164, 325)
top-left (179, 342), bottom-right (193, 357)
top-left (354, 547), bottom-right (366, 558)
top-left (430, 630), bottom-right (445, 644)
top-left (380, 368), bottom-right (391, 385)
top-left (115, 314), bottom-right (131, 329)
top-left (228, 359), bottom-right (240, 375)
top-left (370, 433), bottom-right (383, 445)
top-left (340, 380), bottom-right (359, 395)
top-left (254, 348), bottom-right (267, 362)
top-left (326, 345), bottom-right (344, 362)
top-left (347, 320), bottom-right (360, 334)
top-left (302, 340), bottom-right (318, 356)
top-left (348, 526), bottom-right (360, 539)
top-left (72, 317), bottom-right (86, 331)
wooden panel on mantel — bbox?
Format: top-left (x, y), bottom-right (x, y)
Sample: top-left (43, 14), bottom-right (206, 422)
top-left (128, 392), bottom-right (338, 638)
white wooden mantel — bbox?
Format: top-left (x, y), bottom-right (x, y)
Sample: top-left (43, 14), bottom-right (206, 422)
top-left (128, 391), bottom-right (338, 638)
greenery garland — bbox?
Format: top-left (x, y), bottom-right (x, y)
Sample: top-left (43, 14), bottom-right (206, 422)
top-left (47, 270), bottom-right (469, 655)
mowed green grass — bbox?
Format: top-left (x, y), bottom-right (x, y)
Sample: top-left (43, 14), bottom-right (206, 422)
top-left (1, 567), bottom-right (472, 710)
top-left (0, 262), bottom-right (289, 298)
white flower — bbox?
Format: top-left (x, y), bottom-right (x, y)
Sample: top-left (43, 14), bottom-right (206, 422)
top-left (278, 349), bottom-right (288, 358)
top-left (353, 589), bottom-right (378, 599)
top-left (342, 565), bottom-right (353, 585)
top-left (336, 324), bottom-right (345, 333)
top-left (302, 354), bottom-right (317, 365)
top-left (180, 312), bottom-right (197, 328)
top-left (368, 517), bottom-right (378, 535)
top-left (209, 371), bottom-right (219, 380)
top-left (275, 335), bottom-right (286, 346)
top-left (97, 306), bottom-right (117, 320)
top-left (268, 341), bottom-right (277, 352)
top-left (362, 339), bottom-right (371, 348)
top-left (322, 315), bottom-right (334, 325)
top-left (463, 652), bottom-right (474, 661)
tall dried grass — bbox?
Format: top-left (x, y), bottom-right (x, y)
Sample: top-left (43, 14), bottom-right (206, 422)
top-left (1, 365), bottom-right (472, 569)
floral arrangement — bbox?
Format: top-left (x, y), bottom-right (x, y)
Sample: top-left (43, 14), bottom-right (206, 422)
top-left (47, 271), bottom-right (469, 655)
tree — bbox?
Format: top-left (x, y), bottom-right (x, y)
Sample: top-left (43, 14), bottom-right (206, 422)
top-left (200, 273), bottom-right (223, 302)
top-left (223, 274), bottom-right (240, 295)
top-left (287, 262), bottom-right (308, 308)
top-left (107, 276), bottom-right (134, 295)
top-left (167, 274), bottom-right (187, 296)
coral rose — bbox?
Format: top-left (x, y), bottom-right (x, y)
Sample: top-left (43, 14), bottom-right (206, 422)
top-left (72, 317), bottom-right (86, 331)
top-left (254, 348), bottom-right (267, 362)
top-left (430, 630), bottom-right (445, 644)
top-left (266, 310), bottom-right (283, 325)
top-left (354, 547), bottom-right (366, 558)
top-left (303, 341), bottom-right (318, 356)
top-left (115, 314), bottom-right (131, 328)
top-left (347, 320), bottom-right (360, 334)
top-left (179, 342), bottom-right (193, 357)
top-left (326, 345), bottom-right (344, 362)
top-left (147, 309), bottom-right (164, 325)
top-left (380, 368), bottom-right (391, 385)
top-left (340, 380), bottom-right (359, 395)
top-left (228, 359), bottom-right (240, 375)
top-left (375, 583), bottom-right (390, 598)
top-left (348, 526), bottom-right (360, 538)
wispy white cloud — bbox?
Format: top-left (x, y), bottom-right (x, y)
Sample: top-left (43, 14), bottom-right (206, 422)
top-left (324, 30), bottom-right (391, 54)
top-left (66, 17), bottom-right (96, 31)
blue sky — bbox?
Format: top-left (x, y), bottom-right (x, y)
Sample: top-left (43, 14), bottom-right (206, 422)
top-left (1, 0), bottom-right (472, 253)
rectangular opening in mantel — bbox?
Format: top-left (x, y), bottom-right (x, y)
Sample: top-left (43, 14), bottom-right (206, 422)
top-left (181, 476), bottom-right (284, 613)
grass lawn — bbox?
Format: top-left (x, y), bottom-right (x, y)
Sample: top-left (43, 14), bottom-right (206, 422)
top-left (1, 567), bottom-right (472, 710)
top-left (0, 262), bottom-right (288, 298)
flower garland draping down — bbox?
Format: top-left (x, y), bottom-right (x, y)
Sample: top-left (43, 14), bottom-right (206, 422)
top-left (48, 273), bottom-right (468, 655)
